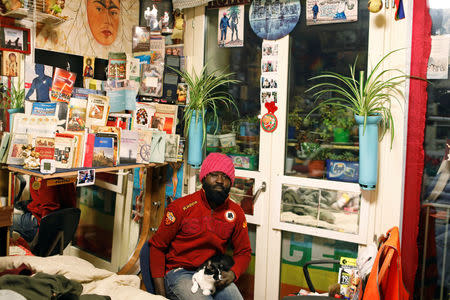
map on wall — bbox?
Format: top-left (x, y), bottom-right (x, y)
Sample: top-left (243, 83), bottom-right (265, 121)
top-left (36, 0), bottom-right (139, 59)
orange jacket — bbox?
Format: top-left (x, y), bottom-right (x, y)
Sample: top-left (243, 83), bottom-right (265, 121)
top-left (363, 227), bottom-right (409, 300)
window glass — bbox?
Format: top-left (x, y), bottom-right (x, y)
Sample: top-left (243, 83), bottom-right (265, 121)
top-left (417, 2), bottom-right (450, 297)
top-left (286, 0), bottom-right (369, 180)
top-left (205, 5), bottom-right (261, 171)
top-left (281, 184), bottom-right (361, 234)
top-left (279, 231), bottom-right (358, 297)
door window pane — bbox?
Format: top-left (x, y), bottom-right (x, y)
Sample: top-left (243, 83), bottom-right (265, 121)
top-left (281, 184), bottom-right (361, 234)
top-left (285, 0), bottom-right (369, 179)
top-left (205, 5), bottom-right (261, 171)
top-left (279, 231), bottom-right (358, 297)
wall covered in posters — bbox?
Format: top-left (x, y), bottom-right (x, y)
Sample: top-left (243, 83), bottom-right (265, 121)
top-left (36, 0), bottom-right (139, 59)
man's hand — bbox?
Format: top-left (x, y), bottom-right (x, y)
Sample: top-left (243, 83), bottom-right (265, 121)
top-left (215, 270), bottom-right (236, 290)
top-left (153, 277), bottom-right (166, 297)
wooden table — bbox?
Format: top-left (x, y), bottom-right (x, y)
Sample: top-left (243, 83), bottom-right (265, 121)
top-left (6, 163), bottom-right (168, 274)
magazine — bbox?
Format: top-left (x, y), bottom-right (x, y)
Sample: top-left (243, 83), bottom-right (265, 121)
top-left (6, 133), bottom-right (28, 165)
top-left (31, 102), bottom-right (57, 116)
top-left (34, 136), bottom-right (55, 160)
top-left (120, 130), bottom-right (139, 164)
top-left (66, 98), bottom-right (87, 132)
top-left (108, 52), bottom-right (127, 80)
top-left (165, 134), bottom-right (179, 162)
top-left (86, 94), bottom-right (110, 128)
top-left (140, 63), bottom-right (163, 97)
top-left (133, 102), bottom-right (156, 130)
top-left (92, 136), bottom-right (114, 167)
top-left (136, 130), bottom-right (153, 163)
top-left (50, 68), bottom-right (77, 103)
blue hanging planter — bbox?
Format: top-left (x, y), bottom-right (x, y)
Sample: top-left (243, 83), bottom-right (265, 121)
top-left (355, 114), bottom-right (381, 190)
top-left (187, 110), bottom-right (204, 168)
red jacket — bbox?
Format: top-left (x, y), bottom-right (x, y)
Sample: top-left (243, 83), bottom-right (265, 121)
top-left (27, 177), bottom-right (77, 223)
top-left (149, 189), bottom-right (252, 280)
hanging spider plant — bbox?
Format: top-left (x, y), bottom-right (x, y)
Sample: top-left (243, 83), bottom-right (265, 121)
top-left (171, 65), bottom-right (240, 144)
top-left (306, 49), bottom-right (425, 147)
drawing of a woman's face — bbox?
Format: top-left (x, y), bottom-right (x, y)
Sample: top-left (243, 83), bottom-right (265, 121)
top-left (86, 0), bottom-right (120, 46)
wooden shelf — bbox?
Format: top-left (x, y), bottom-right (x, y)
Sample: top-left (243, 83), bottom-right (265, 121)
top-left (7, 163), bottom-right (166, 179)
top-left (0, 8), bottom-right (29, 19)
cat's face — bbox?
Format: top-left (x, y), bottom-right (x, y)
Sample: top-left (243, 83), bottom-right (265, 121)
top-left (204, 261), bottom-right (223, 281)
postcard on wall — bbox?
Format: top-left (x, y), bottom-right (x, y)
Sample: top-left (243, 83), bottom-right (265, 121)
top-left (108, 52), bottom-right (127, 80)
top-left (218, 5), bottom-right (244, 48)
top-left (86, 94), bottom-right (110, 128)
top-left (306, 0), bottom-right (358, 26)
top-left (132, 26), bottom-right (151, 53)
top-left (50, 68), bottom-right (77, 103)
top-left (427, 35), bottom-right (449, 80)
top-left (1, 51), bottom-right (21, 77)
top-left (66, 98), bottom-right (88, 132)
top-left (83, 56), bottom-right (95, 78)
top-left (24, 63), bottom-right (53, 102)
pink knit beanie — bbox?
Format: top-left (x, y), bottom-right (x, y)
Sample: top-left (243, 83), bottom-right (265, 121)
top-left (199, 153), bottom-right (235, 185)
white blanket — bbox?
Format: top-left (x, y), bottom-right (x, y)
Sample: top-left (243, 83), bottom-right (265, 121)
top-left (0, 255), bottom-right (167, 300)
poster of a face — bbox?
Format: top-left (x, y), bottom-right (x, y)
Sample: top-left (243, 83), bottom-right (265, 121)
top-left (249, 0), bottom-right (301, 40)
top-left (217, 5), bottom-right (244, 48)
top-left (36, 0), bottom-right (139, 59)
top-left (306, 0), bottom-right (358, 26)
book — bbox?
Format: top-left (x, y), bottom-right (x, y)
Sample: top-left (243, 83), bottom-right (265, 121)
top-left (72, 87), bottom-right (105, 100)
top-left (54, 133), bottom-right (75, 169)
top-left (136, 130), bottom-right (153, 163)
top-left (95, 132), bottom-right (119, 166)
top-left (149, 35), bottom-right (165, 64)
top-left (69, 132), bottom-right (85, 168)
top-left (34, 136), bottom-right (55, 161)
top-left (132, 26), bottom-right (151, 53)
top-left (50, 68), bottom-right (77, 103)
top-left (140, 63), bottom-right (163, 97)
top-left (152, 103), bottom-right (178, 134)
top-left (107, 113), bottom-right (132, 130)
top-left (120, 130), bottom-right (139, 164)
top-left (93, 136), bottom-right (114, 167)
top-left (83, 133), bottom-right (95, 168)
top-left (149, 130), bottom-right (166, 163)
top-left (165, 134), bottom-right (179, 162)
top-left (133, 102), bottom-right (156, 130)
top-left (0, 132), bottom-right (11, 163)
top-left (6, 133), bottom-right (28, 165)
top-left (66, 98), bottom-right (87, 132)
top-left (108, 52), bottom-right (127, 80)
top-left (31, 102), bottom-right (57, 116)
top-left (86, 94), bottom-right (110, 128)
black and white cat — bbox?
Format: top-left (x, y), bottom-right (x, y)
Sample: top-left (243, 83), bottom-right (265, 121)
top-left (191, 254), bottom-right (234, 296)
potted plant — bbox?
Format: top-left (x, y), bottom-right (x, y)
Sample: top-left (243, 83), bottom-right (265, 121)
top-left (306, 49), bottom-right (425, 189)
top-left (1, 80), bottom-right (25, 131)
top-left (172, 65), bottom-right (239, 168)
top-left (319, 104), bottom-right (355, 143)
top-left (307, 147), bottom-right (330, 178)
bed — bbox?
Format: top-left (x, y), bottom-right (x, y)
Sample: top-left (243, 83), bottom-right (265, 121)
top-left (0, 255), bottom-right (166, 300)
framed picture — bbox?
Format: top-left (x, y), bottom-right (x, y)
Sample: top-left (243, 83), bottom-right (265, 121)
top-left (0, 25), bottom-right (30, 54)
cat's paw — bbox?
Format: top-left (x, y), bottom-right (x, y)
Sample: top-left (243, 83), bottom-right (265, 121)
top-left (203, 290), bottom-right (211, 296)
top-left (191, 283), bottom-right (199, 293)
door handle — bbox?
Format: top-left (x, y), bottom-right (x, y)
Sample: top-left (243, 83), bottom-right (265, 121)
top-left (253, 181), bottom-right (266, 203)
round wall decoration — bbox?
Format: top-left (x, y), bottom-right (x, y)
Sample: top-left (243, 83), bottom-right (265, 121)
top-left (249, 0), bottom-right (301, 40)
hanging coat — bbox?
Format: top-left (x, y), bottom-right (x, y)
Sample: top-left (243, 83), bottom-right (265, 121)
top-left (363, 227), bottom-right (409, 300)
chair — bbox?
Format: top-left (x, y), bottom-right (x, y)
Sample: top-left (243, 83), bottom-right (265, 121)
top-left (140, 241), bottom-right (155, 294)
top-left (282, 259), bottom-right (340, 300)
top-left (29, 207), bottom-right (81, 257)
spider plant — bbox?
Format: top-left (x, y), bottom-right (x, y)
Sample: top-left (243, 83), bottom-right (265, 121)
top-left (1, 80), bottom-right (25, 110)
top-left (306, 49), bottom-right (424, 147)
top-left (171, 65), bottom-right (240, 144)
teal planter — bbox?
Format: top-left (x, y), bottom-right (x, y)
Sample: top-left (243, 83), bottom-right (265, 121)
top-left (7, 108), bottom-right (24, 131)
top-left (188, 111), bottom-right (203, 168)
top-left (355, 114), bottom-right (381, 190)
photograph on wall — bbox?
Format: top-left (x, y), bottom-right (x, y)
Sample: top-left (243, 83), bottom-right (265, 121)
top-left (1, 51), bottom-right (21, 77)
top-left (139, 0), bottom-right (173, 34)
top-left (83, 56), bottom-right (95, 78)
top-left (429, 1), bottom-right (450, 36)
top-left (306, 0), bottom-right (358, 26)
top-left (261, 58), bottom-right (278, 73)
top-left (217, 5), bottom-right (244, 48)
top-left (24, 63), bottom-right (53, 102)
top-left (427, 35), bottom-right (449, 80)
top-left (35, 0), bottom-right (139, 59)
top-left (249, 0), bottom-right (301, 40)
top-left (260, 91), bottom-right (277, 103)
top-left (261, 75), bottom-right (278, 89)
top-left (4, 27), bottom-right (23, 51)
